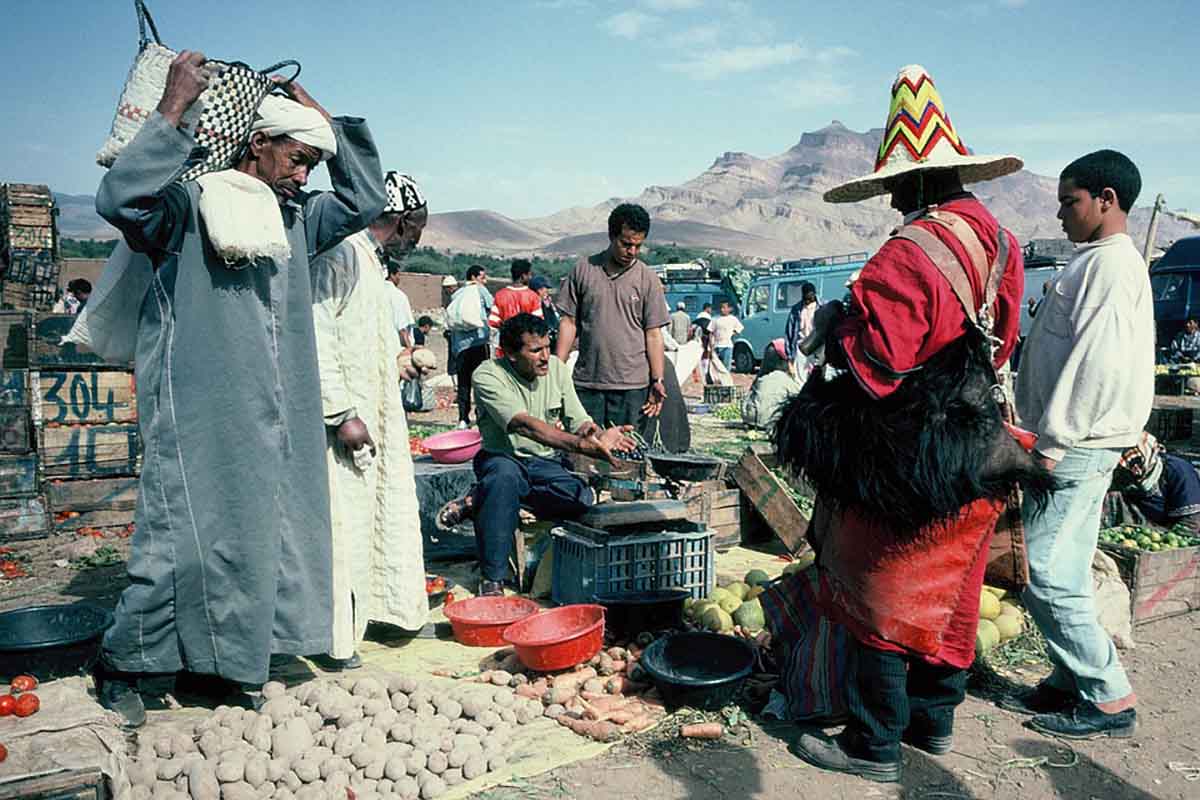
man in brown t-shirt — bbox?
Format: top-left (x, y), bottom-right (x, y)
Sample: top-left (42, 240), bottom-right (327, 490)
top-left (555, 203), bottom-right (670, 429)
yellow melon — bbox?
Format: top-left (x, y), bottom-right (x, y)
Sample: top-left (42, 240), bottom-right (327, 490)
top-left (975, 619), bottom-right (1001, 655)
top-left (979, 591), bottom-right (1002, 621)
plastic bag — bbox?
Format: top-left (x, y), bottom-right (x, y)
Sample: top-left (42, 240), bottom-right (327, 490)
top-left (445, 284), bottom-right (485, 331)
top-left (62, 240), bottom-right (153, 363)
top-left (402, 378), bottom-right (424, 412)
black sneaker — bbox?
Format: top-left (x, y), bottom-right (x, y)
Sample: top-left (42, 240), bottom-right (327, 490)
top-left (1028, 701), bottom-right (1136, 740)
top-left (902, 729), bottom-right (953, 755)
top-left (95, 667), bottom-right (146, 728)
top-left (999, 682), bottom-right (1076, 716)
top-left (792, 731), bottom-right (901, 783)
top-left (477, 579), bottom-right (505, 597)
top-left (310, 652), bottom-right (363, 671)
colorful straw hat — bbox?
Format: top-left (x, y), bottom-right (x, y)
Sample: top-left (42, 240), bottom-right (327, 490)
top-left (824, 65), bottom-right (1023, 204)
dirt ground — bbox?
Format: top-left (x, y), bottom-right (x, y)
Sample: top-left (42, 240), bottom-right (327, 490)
top-left (487, 612), bottom-right (1200, 800)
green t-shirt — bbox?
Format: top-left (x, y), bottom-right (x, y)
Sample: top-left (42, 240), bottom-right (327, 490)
top-left (472, 356), bottom-right (593, 458)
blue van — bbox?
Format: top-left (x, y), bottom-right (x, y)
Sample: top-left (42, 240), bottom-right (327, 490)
top-left (1150, 235), bottom-right (1200, 348)
top-left (731, 253), bottom-right (869, 372)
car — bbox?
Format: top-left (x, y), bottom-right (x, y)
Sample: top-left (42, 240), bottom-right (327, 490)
top-left (1150, 235), bottom-right (1200, 348)
top-left (731, 252), bottom-right (869, 373)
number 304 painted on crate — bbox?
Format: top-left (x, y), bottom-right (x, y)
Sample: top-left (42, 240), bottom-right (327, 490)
top-left (37, 371), bottom-right (137, 425)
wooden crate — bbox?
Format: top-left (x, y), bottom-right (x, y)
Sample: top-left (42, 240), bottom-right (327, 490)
top-left (5, 225), bottom-right (55, 250)
top-left (0, 453), bottom-right (38, 498)
top-left (1146, 406), bottom-right (1192, 442)
top-left (1101, 543), bottom-right (1200, 626)
top-left (0, 496), bottom-right (48, 541)
top-left (38, 423), bottom-right (139, 479)
top-left (703, 384), bottom-right (744, 406)
top-left (0, 311), bottom-right (30, 368)
top-left (45, 476), bottom-right (138, 530)
top-left (0, 766), bottom-right (108, 800)
top-left (0, 408), bottom-right (31, 454)
top-left (730, 444), bottom-right (811, 554)
top-left (31, 314), bottom-right (132, 370)
top-left (36, 371), bottom-right (137, 426)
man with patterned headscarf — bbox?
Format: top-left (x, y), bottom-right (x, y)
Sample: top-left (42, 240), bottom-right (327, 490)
top-left (309, 172), bottom-right (431, 669)
top-left (92, 51), bottom-right (385, 725)
top-left (774, 65), bottom-right (1047, 781)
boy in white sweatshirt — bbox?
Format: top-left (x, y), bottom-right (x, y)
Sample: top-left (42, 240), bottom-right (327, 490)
top-left (1010, 150), bottom-right (1151, 739)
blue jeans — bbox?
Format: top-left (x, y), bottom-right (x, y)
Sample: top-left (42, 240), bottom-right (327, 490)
top-left (471, 451), bottom-right (594, 582)
top-left (1021, 446), bottom-right (1133, 705)
top-left (716, 346), bottom-right (733, 370)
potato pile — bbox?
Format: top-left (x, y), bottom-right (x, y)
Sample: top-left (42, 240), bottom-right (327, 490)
top-left (123, 673), bottom-right (547, 800)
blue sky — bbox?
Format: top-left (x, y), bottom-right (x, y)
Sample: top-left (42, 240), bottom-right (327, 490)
top-left (0, 0), bottom-right (1194, 219)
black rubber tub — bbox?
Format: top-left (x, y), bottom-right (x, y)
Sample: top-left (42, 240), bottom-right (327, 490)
top-left (640, 631), bottom-right (755, 711)
top-left (646, 451), bottom-right (725, 483)
top-left (593, 589), bottom-right (690, 639)
top-left (0, 603), bottom-right (113, 681)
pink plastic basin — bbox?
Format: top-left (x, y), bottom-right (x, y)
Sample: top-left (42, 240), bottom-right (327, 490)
top-left (422, 429), bottom-right (483, 464)
top-left (442, 596), bottom-right (540, 647)
top-left (503, 604), bottom-right (606, 671)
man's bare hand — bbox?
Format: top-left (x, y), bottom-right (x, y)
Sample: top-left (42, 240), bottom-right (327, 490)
top-left (575, 421), bottom-right (601, 439)
top-left (337, 417), bottom-right (375, 456)
top-left (273, 78), bottom-right (331, 122)
top-left (641, 380), bottom-right (667, 417)
top-left (157, 51), bottom-right (213, 127)
top-left (576, 425), bottom-right (635, 466)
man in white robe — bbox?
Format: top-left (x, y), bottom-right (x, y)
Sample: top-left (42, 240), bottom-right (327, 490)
top-left (310, 172), bottom-right (430, 668)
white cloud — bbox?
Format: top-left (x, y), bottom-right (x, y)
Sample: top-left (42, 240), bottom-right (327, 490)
top-left (664, 41), bottom-right (854, 80)
top-left (643, 0), bottom-right (703, 10)
top-left (602, 9), bottom-right (658, 39)
top-left (769, 75), bottom-right (855, 108)
top-left (1003, 112), bottom-right (1200, 146)
top-left (665, 23), bottom-right (721, 48)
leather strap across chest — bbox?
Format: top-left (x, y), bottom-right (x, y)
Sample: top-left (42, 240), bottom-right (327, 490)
top-left (892, 209), bottom-right (1010, 335)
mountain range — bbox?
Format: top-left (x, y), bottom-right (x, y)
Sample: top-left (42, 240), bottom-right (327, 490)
top-left (56, 123), bottom-right (1194, 260)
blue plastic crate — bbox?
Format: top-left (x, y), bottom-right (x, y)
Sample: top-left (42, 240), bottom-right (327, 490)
top-left (551, 520), bottom-right (715, 605)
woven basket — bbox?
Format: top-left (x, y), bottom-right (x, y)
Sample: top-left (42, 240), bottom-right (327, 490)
top-left (96, 1), bottom-right (299, 182)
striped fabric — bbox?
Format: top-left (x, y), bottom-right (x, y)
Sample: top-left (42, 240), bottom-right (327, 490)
top-left (759, 565), bottom-right (851, 723)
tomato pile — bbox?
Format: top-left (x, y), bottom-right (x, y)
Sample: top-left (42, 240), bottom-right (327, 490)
top-left (409, 436), bottom-right (430, 456)
top-left (425, 575), bottom-right (447, 595)
top-left (0, 674), bottom-right (40, 718)
top-left (0, 548), bottom-right (28, 580)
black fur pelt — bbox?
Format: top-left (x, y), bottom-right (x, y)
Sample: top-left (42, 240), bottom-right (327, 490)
top-left (773, 334), bottom-right (1057, 532)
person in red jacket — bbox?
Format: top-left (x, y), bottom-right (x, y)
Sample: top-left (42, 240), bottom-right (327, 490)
top-left (776, 65), bottom-right (1051, 783)
top-left (488, 259), bottom-right (543, 354)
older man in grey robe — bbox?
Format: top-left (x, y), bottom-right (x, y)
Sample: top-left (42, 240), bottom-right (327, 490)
top-left (93, 51), bottom-right (385, 726)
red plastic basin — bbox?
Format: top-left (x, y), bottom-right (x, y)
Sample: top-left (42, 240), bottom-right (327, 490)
top-left (422, 430), bottom-right (483, 464)
top-left (442, 596), bottom-right (540, 647)
top-left (503, 604), bottom-right (605, 672)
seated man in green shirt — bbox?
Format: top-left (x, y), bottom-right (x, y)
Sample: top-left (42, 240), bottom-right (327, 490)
top-left (440, 313), bottom-right (635, 595)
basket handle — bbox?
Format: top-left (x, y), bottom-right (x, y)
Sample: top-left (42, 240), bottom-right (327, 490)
top-left (135, 0), bottom-right (163, 48)
top-left (259, 60), bottom-right (302, 85)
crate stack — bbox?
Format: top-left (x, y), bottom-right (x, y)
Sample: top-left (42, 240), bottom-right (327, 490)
top-left (0, 183), bottom-right (61, 312)
top-left (0, 311), bottom-right (47, 542)
top-left (31, 314), bottom-right (139, 535)
top-left (0, 312), bottom-right (139, 544)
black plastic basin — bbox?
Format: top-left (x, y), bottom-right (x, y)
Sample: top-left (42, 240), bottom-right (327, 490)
top-left (0, 603), bottom-right (113, 681)
top-left (640, 631), bottom-right (755, 711)
top-left (592, 588), bottom-right (690, 639)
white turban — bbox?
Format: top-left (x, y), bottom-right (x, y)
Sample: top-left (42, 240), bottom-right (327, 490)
top-left (251, 95), bottom-right (337, 161)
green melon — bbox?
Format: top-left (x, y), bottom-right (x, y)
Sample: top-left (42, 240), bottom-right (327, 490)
top-left (709, 587), bottom-right (733, 605)
top-left (994, 613), bottom-right (1023, 641)
top-left (732, 599), bottom-right (765, 632)
top-left (725, 581), bottom-right (750, 601)
top-left (976, 619), bottom-right (1001, 655)
top-left (717, 594), bottom-right (742, 615)
top-left (701, 606), bottom-right (733, 633)
top-left (744, 569), bottom-right (771, 588)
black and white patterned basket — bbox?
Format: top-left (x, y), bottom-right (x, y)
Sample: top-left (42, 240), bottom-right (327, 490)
top-left (97, 1), bottom-right (299, 182)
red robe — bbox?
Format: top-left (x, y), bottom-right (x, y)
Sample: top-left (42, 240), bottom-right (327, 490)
top-left (821, 195), bottom-right (1024, 669)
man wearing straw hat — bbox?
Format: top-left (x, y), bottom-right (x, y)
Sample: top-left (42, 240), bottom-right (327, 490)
top-left (92, 51), bottom-right (385, 725)
top-left (775, 65), bottom-right (1044, 781)
top-left (309, 172), bottom-right (431, 670)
